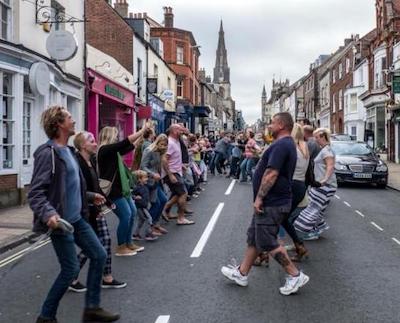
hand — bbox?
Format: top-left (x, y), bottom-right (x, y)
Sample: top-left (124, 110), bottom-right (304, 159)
top-left (93, 193), bottom-right (106, 206)
top-left (319, 180), bottom-right (327, 186)
top-left (153, 173), bottom-right (161, 181)
top-left (253, 197), bottom-right (263, 215)
top-left (169, 174), bottom-right (178, 184)
top-left (47, 214), bottom-right (60, 229)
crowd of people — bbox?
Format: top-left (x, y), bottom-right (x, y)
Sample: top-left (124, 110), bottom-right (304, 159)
top-left (28, 105), bottom-right (337, 322)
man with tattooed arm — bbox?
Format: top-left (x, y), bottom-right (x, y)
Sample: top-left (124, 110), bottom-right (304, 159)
top-left (221, 112), bottom-right (310, 296)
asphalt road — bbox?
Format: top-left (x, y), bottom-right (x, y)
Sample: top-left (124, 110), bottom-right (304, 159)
top-left (0, 177), bottom-right (400, 323)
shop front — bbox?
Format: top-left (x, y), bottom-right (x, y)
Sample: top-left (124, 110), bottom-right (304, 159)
top-left (194, 105), bottom-right (210, 135)
top-left (86, 69), bottom-right (135, 163)
top-left (148, 94), bottom-right (166, 134)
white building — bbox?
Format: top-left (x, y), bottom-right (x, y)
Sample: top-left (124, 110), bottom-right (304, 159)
top-left (344, 59), bottom-right (369, 141)
top-left (0, 0), bottom-right (85, 207)
top-left (319, 71), bottom-right (331, 129)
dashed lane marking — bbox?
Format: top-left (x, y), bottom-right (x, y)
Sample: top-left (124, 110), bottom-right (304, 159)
top-left (355, 210), bottom-right (365, 218)
top-left (224, 179), bottom-right (236, 195)
top-left (155, 315), bottom-right (170, 323)
top-left (343, 201), bottom-right (351, 207)
top-left (370, 222), bottom-right (384, 232)
top-left (191, 203), bottom-right (224, 258)
top-left (335, 195), bottom-right (341, 200)
top-left (392, 238), bottom-right (400, 246)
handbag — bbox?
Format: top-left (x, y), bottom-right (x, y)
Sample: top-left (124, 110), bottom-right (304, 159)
top-left (96, 150), bottom-right (117, 197)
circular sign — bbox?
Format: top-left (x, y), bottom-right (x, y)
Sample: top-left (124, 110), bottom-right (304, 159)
top-left (46, 30), bottom-right (78, 61)
top-left (29, 62), bottom-right (50, 96)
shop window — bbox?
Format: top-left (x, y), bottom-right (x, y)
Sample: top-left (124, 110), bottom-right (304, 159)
top-left (0, 71), bottom-right (14, 169)
top-left (177, 46), bottom-right (184, 64)
top-left (23, 101), bottom-right (32, 161)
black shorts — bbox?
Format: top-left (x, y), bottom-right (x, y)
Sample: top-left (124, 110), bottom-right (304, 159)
top-left (247, 205), bottom-right (291, 252)
top-left (164, 173), bottom-right (186, 197)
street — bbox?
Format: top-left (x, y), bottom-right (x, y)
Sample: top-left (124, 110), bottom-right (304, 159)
top-left (1, 176), bottom-right (400, 323)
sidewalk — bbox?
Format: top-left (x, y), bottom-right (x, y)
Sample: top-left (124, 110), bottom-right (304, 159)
top-left (0, 163), bottom-right (400, 253)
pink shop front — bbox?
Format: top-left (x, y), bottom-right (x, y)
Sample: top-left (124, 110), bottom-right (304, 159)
top-left (86, 69), bottom-right (136, 164)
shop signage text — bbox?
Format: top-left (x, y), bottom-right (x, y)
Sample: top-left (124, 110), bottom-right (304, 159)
top-left (105, 84), bottom-right (125, 100)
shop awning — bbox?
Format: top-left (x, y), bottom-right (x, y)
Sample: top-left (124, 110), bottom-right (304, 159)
top-left (194, 105), bottom-right (210, 117)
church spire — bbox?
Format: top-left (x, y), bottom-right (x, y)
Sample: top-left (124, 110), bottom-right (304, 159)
top-left (213, 19), bottom-right (230, 84)
top-left (262, 85), bottom-right (267, 98)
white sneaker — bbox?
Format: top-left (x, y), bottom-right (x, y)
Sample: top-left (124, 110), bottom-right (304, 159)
top-left (279, 271), bottom-right (309, 295)
top-left (221, 263), bottom-right (248, 287)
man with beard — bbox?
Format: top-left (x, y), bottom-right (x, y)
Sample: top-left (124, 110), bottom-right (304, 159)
top-left (221, 112), bottom-right (310, 296)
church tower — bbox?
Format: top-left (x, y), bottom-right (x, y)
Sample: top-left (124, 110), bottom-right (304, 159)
top-left (261, 85), bottom-right (267, 122)
top-left (213, 20), bottom-right (231, 99)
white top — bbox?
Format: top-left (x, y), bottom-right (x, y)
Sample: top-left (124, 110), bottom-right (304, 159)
top-left (314, 145), bottom-right (337, 188)
top-left (293, 146), bottom-right (310, 181)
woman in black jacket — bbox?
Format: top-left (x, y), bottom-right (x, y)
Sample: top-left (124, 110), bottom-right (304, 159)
top-left (69, 132), bottom-right (127, 292)
top-left (97, 123), bottom-right (149, 256)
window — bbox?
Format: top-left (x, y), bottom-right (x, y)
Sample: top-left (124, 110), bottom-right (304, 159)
top-left (350, 93), bottom-right (357, 112)
top-left (351, 126), bottom-right (357, 136)
top-left (0, 0), bottom-right (11, 40)
top-left (332, 94), bottom-right (336, 113)
top-left (177, 46), bottom-right (184, 64)
top-left (177, 79), bottom-right (183, 97)
top-left (339, 90), bottom-right (343, 110)
top-left (153, 64), bottom-right (158, 78)
top-left (346, 58), bottom-right (350, 74)
top-left (344, 94), bottom-right (349, 113)
top-left (50, 0), bottom-right (65, 31)
top-left (0, 71), bottom-right (14, 169)
top-left (332, 70), bottom-right (336, 83)
top-left (339, 63), bottom-right (343, 79)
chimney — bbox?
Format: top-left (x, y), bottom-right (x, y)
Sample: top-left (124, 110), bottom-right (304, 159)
top-left (143, 12), bottom-right (147, 18)
top-left (163, 7), bottom-right (174, 28)
top-left (114, 0), bottom-right (129, 18)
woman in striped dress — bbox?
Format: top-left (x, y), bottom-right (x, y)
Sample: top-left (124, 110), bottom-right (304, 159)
top-left (294, 128), bottom-right (337, 240)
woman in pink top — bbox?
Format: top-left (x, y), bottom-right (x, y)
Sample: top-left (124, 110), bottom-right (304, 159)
top-left (239, 131), bottom-right (260, 182)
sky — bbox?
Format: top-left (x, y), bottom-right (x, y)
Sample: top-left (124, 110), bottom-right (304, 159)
top-left (124, 0), bottom-right (376, 124)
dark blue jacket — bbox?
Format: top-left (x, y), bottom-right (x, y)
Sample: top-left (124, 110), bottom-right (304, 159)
top-left (28, 140), bottom-right (92, 233)
top-left (133, 183), bottom-right (150, 209)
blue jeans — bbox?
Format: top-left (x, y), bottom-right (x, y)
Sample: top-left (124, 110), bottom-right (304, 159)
top-left (113, 196), bottom-right (136, 246)
top-left (149, 184), bottom-right (168, 223)
top-left (41, 218), bottom-right (106, 319)
top-left (210, 152), bottom-right (224, 174)
top-left (240, 158), bottom-right (256, 181)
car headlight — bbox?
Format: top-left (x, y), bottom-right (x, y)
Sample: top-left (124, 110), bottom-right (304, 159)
top-left (335, 163), bottom-right (347, 171)
top-left (376, 164), bottom-right (388, 172)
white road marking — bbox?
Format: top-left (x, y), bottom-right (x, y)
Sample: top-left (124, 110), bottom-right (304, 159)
top-left (344, 201), bottom-right (351, 207)
top-left (355, 210), bottom-right (365, 218)
top-left (370, 222), bottom-right (384, 232)
top-left (392, 237), bottom-right (400, 246)
top-left (224, 179), bottom-right (236, 195)
top-left (335, 195), bottom-right (341, 200)
top-left (155, 315), bottom-right (170, 323)
top-left (191, 203), bottom-right (224, 258)
top-left (0, 239), bottom-right (51, 268)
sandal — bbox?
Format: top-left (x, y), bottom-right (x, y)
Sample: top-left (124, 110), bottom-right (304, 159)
top-left (176, 219), bottom-right (195, 225)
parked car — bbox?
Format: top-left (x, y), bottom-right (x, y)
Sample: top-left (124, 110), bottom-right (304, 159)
top-left (331, 133), bottom-right (356, 141)
top-left (331, 141), bottom-right (388, 188)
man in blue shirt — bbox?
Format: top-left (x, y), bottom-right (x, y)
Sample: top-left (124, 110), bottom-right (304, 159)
top-left (29, 106), bottom-right (120, 322)
top-left (221, 112), bottom-right (310, 296)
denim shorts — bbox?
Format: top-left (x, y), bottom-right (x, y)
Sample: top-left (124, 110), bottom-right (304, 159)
top-left (247, 205), bottom-right (291, 252)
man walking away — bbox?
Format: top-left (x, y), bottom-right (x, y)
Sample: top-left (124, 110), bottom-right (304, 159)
top-left (28, 106), bottom-right (120, 322)
top-left (221, 112), bottom-right (309, 296)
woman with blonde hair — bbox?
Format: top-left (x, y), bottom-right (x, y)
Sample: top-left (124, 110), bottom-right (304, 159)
top-left (97, 123), bottom-right (149, 256)
top-left (294, 127), bottom-right (337, 240)
top-left (140, 134), bottom-right (169, 234)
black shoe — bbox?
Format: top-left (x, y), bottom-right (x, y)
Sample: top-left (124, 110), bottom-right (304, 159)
top-left (68, 281), bottom-right (87, 293)
top-left (82, 307), bottom-right (120, 322)
top-left (102, 279), bottom-right (127, 289)
top-left (36, 317), bottom-right (58, 323)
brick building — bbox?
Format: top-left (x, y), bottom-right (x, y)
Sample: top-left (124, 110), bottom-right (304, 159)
top-left (150, 7), bottom-right (200, 131)
top-left (330, 37), bottom-right (357, 133)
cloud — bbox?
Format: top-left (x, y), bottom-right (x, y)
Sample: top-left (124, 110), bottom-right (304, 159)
top-left (125, 0), bottom-right (376, 123)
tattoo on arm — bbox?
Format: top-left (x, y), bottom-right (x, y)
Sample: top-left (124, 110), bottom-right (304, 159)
top-left (273, 251), bottom-right (290, 267)
top-left (256, 168), bottom-right (279, 200)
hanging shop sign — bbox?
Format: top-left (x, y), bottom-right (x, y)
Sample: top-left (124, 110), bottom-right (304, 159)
top-left (29, 62), bottom-right (50, 96)
top-left (147, 78), bottom-right (158, 94)
top-left (46, 30), bottom-right (78, 61)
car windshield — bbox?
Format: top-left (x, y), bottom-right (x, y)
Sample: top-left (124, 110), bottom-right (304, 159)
top-left (331, 142), bottom-right (373, 156)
